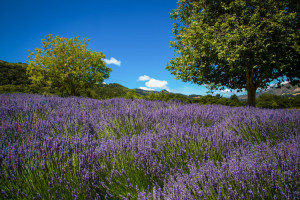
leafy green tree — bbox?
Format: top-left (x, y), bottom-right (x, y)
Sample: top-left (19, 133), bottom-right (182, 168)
top-left (197, 95), bottom-right (218, 105)
top-left (158, 90), bottom-right (168, 101)
top-left (167, 0), bottom-right (300, 106)
top-left (26, 34), bottom-right (112, 96)
top-left (229, 94), bottom-right (243, 106)
top-left (146, 91), bottom-right (159, 101)
top-left (218, 97), bottom-right (230, 106)
top-left (215, 94), bottom-right (222, 99)
top-left (230, 94), bottom-right (239, 102)
top-left (126, 89), bottom-right (138, 100)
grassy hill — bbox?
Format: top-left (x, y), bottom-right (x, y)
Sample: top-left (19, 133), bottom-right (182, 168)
top-left (93, 83), bottom-right (130, 98)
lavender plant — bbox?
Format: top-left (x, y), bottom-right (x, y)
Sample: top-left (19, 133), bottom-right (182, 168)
top-left (0, 94), bottom-right (299, 199)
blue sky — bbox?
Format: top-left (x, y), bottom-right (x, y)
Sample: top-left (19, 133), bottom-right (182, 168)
top-left (0, 0), bottom-right (245, 97)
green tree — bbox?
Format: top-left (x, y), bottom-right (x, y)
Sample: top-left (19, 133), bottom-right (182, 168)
top-left (229, 94), bottom-right (239, 102)
top-left (229, 94), bottom-right (242, 106)
top-left (125, 89), bottom-right (138, 100)
top-left (215, 94), bottom-right (222, 99)
top-left (158, 90), bottom-right (168, 101)
top-left (146, 91), bottom-right (159, 101)
top-left (26, 34), bottom-right (112, 96)
top-left (167, 0), bottom-right (300, 106)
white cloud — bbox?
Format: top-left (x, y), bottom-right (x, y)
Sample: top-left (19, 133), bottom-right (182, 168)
top-left (103, 57), bottom-right (121, 66)
top-left (139, 87), bottom-right (155, 91)
top-left (281, 81), bottom-right (289, 85)
top-left (146, 78), bottom-right (168, 89)
top-left (138, 75), bottom-right (151, 81)
top-left (220, 88), bottom-right (247, 93)
top-left (220, 89), bottom-right (231, 93)
top-left (266, 81), bottom-right (289, 89)
top-left (137, 75), bottom-right (169, 91)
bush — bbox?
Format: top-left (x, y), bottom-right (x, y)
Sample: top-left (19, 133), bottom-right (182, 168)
top-left (256, 93), bottom-right (292, 109)
top-left (0, 84), bottom-right (44, 94)
top-left (126, 89), bottom-right (140, 100)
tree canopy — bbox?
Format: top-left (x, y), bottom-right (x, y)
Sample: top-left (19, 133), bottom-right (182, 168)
top-left (26, 34), bottom-right (112, 96)
top-left (167, 0), bottom-right (300, 106)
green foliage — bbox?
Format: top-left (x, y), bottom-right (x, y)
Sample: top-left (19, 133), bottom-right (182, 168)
top-left (291, 95), bottom-right (300, 108)
top-left (0, 84), bottom-right (30, 94)
top-left (0, 84), bottom-right (52, 95)
top-left (215, 94), bottom-right (222, 99)
top-left (0, 60), bottom-right (31, 85)
top-left (167, 0), bottom-right (300, 106)
top-left (205, 83), bottom-right (217, 95)
top-left (145, 91), bottom-right (158, 101)
top-left (229, 94), bottom-right (242, 106)
top-left (192, 94), bottom-right (245, 107)
top-left (230, 94), bottom-right (239, 102)
top-left (154, 90), bottom-right (168, 101)
top-left (195, 95), bottom-right (220, 105)
top-left (256, 93), bottom-right (293, 109)
top-left (145, 90), bottom-right (192, 103)
top-left (2, 56), bottom-right (298, 109)
top-left (141, 90), bottom-right (245, 107)
top-left (125, 89), bottom-right (140, 100)
top-left (26, 34), bottom-right (112, 96)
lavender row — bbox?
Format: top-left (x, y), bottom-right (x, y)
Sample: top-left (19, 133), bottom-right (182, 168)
top-left (144, 135), bottom-right (300, 199)
top-left (0, 94), bottom-right (299, 199)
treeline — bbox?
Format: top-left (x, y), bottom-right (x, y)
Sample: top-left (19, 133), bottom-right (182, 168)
top-left (126, 89), bottom-right (244, 107)
top-left (256, 93), bottom-right (300, 109)
top-left (124, 89), bottom-right (300, 108)
top-left (1, 60), bottom-right (299, 109)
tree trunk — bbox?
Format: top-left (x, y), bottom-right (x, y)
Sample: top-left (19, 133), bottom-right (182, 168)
top-left (246, 68), bottom-right (257, 107)
top-left (247, 86), bottom-right (256, 107)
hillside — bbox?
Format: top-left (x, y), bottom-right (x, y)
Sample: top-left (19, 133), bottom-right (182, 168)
top-left (135, 88), bottom-right (157, 96)
top-left (238, 83), bottom-right (300, 100)
top-left (0, 60), bottom-right (30, 85)
top-left (93, 83), bottom-right (130, 98)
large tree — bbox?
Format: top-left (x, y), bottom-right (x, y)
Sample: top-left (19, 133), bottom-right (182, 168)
top-left (167, 0), bottom-right (300, 106)
top-left (26, 34), bottom-right (112, 96)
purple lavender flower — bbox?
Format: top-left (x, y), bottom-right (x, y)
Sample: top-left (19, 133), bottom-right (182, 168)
top-left (0, 94), bottom-right (299, 199)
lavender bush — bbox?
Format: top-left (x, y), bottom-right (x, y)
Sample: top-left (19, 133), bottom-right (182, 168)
top-left (0, 94), bottom-right (299, 199)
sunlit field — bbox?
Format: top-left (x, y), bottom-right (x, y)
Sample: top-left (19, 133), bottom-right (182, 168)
top-left (0, 94), bottom-right (299, 199)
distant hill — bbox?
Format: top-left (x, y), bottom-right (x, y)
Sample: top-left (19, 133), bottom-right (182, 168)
top-left (95, 84), bottom-right (200, 99)
top-left (0, 60), bottom-right (30, 85)
top-left (94, 82), bottom-right (299, 101)
top-left (135, 88), bottom-right (157, 96)
top-left (93, 83), bottom-right (164, 98)
top-left (238, 83), bottom-right (300, 100)
top-left (189, 94), bottom-right (202, 99)
top-left (93, 83), bottom-right (130, 98)
top-left (135, 88), bottom-right (200, 99)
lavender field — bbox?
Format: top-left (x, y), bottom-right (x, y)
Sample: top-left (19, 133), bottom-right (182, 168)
top-left (0, 94), bottom-right (299, 199)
